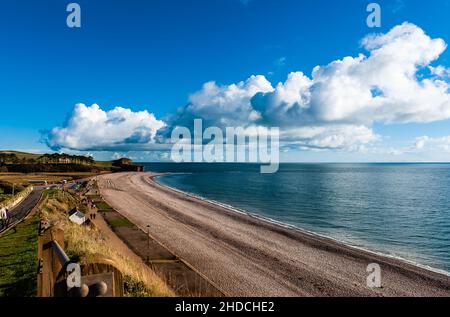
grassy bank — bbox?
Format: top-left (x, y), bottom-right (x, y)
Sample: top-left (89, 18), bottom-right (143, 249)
top-left (0, 172), bottom-right (102, 185)
top-left (0, 212), bottom-right (39, 297)
top-left (41, 190), bottom-right (174, 297)
top-left (0, 185), bottom-right (33, 207)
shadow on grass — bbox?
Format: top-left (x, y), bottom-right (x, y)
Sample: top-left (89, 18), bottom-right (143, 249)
top-left (0, 214), bottom-right (39, 297)
top-left (0, 275), bottom-right (36, 297)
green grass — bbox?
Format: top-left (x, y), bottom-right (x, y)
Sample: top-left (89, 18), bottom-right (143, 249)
top-left (0, 213), bottom-right (39, 297)
top-left (0, 194), bottom-right (9, 203)
top-left (93, 161), bottom-right (113, 168)
top-left (123, 275), bottom-right (155, 297)
top-left (107, 218), bottom-right (134, 228)
top-left (86, 195), bottom-right (102, 202)
top-left (0, 150), bottom-right (42, 161)
top-left (95, 201), bottom-right (112, 210)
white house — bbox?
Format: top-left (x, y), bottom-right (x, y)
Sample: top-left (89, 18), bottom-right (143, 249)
top-left (69, 210), bottom-right (86, 225)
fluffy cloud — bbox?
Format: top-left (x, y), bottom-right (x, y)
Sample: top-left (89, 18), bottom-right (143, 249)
top-left (168, 22), bottom-right (450, 151)
top-left (279, 125), bottom-right (379, 150)
top-left (45, 23), bottom-right (450, 154)
top-left (168, 75), bottom-right (273, 130)
top-left (44, 104), bottom-right (166, 151)
top-left (415, 135), bottom-right (450, 152)
top-left (429, 65), bottom-right (450, 78)
top-left (254, 23), bottom-right (449, 126)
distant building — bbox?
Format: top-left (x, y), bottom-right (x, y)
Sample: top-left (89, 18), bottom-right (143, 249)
top-left (135, 165), bottom-right (144, 172)
top-left (68, 208), bottom-right (86, 225)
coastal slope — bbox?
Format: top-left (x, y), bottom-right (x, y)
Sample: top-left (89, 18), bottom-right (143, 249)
top-left (97, 172), bottom-right (450, 297)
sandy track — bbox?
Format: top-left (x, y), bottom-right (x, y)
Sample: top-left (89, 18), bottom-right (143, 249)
top-left (98, 172), bottom-right (450, 297)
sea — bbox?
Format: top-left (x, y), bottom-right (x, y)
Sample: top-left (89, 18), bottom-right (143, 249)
top-left (142, 163), bottom-right (450, 274)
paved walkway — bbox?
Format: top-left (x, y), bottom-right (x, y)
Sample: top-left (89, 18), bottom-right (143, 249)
top-left (0, 188), bottom-right (43, 235)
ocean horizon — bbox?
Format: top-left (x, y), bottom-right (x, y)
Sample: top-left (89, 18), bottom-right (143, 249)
top-left (143, 162), bottom-right (450, 274)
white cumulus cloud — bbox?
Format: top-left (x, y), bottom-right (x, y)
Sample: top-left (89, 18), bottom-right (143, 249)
top-left (170, 75), bottom-right (273, 129)
top-left (255, 22), bottom-right (449, 126)
top-left (415, 135), bottom-right (450, 152)
top-left (44, 23), bottom-right (450, 155)
top-left (429, 65), bottom-right (450, 78)
top-left (44, 103), bottom-right (166, 151)
top-left (280, 125), bottom-right (379, 150)
top-left (169, 22), bottom-right (450, 151)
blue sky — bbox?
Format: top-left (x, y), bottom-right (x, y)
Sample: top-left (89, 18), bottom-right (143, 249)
top-left (0, 0), bottom-right (450, 162)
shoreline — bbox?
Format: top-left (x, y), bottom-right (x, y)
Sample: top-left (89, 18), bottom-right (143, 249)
top-left (98, 172), bottom-right (450, 296)
top-left (154, 173), bottom-right (450, 278)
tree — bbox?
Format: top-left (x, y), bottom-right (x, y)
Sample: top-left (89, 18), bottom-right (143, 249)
top-left (0, 153), bottom-right (19, 164)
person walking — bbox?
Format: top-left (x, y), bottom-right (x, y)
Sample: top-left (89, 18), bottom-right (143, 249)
top-left (0, 207), bottom-right (7, 229)
top-left (4, 208), bottom-right (10, 227)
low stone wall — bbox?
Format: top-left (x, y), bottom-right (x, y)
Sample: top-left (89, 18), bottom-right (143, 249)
top-left (0, 185), bottom-right (33, 210)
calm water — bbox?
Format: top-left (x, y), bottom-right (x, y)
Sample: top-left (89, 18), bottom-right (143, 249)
top-left (143, 163), bottom-right (450, 273)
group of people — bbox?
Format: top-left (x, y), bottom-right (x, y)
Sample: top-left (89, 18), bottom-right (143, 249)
top-left (0, 206), bottom-right (10, 230)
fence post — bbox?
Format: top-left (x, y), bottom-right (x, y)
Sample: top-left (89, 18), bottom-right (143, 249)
top-left (37, 227), bottom-right (65, 297)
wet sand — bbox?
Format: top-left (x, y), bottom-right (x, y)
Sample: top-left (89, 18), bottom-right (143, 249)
top-left (97, 172), bottom-right (450, 297)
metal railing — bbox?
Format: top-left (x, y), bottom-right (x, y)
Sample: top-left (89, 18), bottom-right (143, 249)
top-left (52, 240), bottom-right (70, 267)
top-left (50, 240), bottom-right (110, 297)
